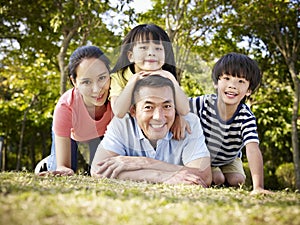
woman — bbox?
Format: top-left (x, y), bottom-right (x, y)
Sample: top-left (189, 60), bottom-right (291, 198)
top-left (35, 46), bottom-right (113, 176)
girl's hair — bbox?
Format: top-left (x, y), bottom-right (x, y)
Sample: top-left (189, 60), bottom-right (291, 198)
top-left (68, 45), bottom-right (110, 86)
top-left (212, 52), bottom-right (262, 92)
top-left (112, 23), bottom-right (177, 80)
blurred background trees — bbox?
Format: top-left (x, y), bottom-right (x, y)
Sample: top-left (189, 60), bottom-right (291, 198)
top-left (0, 0), bottom-right (299, 190)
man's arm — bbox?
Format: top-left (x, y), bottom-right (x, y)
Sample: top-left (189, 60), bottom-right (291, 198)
top-left (185, 157), bottom-right (212, 187)
top-left (91, 146), bottom-right (210, 186)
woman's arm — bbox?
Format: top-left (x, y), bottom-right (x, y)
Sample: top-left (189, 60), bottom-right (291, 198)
top-left (53, 135), bottom-right (74, 175)
top-left (38, 135), bottom-right (74, 176)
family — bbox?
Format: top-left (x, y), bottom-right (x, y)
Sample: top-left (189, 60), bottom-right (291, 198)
top-left (35, 23), bottom-right (272, 194)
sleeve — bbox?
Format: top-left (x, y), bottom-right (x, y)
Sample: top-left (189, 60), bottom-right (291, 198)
top-left (189, 96), bottom-right (203, 117)
top-left (181, 113), bottom-right (210, 165)
top-left (100, 116), bottom-right (127, 155)
top-left (242, 115), bottom-right (259, 145)
top-left (109, 72), bottom-right (126, 98)
top-left (52, 100), bottom-right (73, 137)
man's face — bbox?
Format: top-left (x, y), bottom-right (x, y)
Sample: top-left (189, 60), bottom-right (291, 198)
top-left (130, 86), bottom-right (176, 146)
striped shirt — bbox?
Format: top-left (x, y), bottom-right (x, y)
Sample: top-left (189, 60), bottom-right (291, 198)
top-left (189, 94), bottom-right (259, 167)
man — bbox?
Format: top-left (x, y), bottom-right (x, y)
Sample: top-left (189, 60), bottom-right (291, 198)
top-left (91, 75), bottom-right (211, 187)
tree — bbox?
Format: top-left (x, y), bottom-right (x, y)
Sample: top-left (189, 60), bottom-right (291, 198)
top-left (0, 0), bottom-right (127, 170)
top-left (137, 0), bottom-right (220, 82)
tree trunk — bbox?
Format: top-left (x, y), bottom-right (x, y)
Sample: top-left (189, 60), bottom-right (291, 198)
top-left (289, 66), bottom-right (300, 190)
top-left (16, 95), bottom-right (37, 170)
top-left (57, 28), bottom-right (78, 95)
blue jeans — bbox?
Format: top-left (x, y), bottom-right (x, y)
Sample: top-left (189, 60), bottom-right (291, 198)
top-left (47, 130), bottom-right (103, 172)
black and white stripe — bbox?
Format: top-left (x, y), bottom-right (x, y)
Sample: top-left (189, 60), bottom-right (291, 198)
top-left (189, 94), bottom-right (259, 167)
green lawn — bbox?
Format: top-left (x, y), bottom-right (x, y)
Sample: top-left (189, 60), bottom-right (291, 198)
top-left (0, 172), bottom-right (299, 225)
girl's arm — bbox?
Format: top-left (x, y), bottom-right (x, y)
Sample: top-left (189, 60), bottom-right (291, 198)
top-left (112, 70), bottom-right (190, 118)
top-left (111, 73), bottom-right (146, 118)
top-left (152, 70), bottom-right (190, 115)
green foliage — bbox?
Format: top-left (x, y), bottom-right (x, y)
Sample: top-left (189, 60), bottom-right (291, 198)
top-left (0, 0), bottom-right (299, 180)
top-left (250, 75), bottom-right (294, 167)
top-left (0, 50), bottom-right (58, 170)
top-left (275, 163), bottom-right (296, 190)
top-left (181, 74), bottom-right (205, 97)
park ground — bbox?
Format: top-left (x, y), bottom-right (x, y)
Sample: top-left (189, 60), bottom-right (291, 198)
top-left (0, 172), bottom-right (299, 225)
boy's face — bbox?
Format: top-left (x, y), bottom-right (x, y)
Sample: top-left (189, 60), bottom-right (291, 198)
top-left (215, 74), bottom-right (251, 107)
top-left (127, 40), bottom-right (165, 73)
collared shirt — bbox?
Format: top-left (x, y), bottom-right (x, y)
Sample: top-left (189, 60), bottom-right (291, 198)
top-left (189, 94), bottom-right (259, 167)
top-left (53, 88), bottom-right (113, 142)
top-left (100, 113), bottom-right (210, 165)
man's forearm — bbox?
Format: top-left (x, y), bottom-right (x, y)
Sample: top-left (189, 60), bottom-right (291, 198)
top-left (116, 167), bottom-right (208, 186)
top-left (117, 169), bottom-right (165, 183)
top-left (93, 155), bottom-right (211, 186)
top-left (139, 157), bottom-right (182, 172)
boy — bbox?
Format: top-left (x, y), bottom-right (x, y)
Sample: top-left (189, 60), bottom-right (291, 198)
top-left (189, 52), bottom-right (272, 194)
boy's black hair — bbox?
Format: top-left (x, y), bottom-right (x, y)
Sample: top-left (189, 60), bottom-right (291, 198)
top-left (212, 52), bottom-right (262, 93)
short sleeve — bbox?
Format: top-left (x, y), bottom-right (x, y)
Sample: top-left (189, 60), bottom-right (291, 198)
top-left (181, 113), bottom-right (210, 165)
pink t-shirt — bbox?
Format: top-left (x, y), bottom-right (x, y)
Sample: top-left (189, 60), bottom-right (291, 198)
top-left (53, 88), bottom-right (113, 142)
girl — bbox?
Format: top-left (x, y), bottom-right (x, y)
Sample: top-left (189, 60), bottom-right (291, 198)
top-left (110, 24), bottom-right (190, 139)
top-left (35, 46), bottom-right (113, 176)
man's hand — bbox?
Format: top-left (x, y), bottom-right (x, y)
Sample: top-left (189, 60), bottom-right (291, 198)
top-left (95, 156), bottom-right (146, 178)
top-left (162, 168), bottom-right (208, 187)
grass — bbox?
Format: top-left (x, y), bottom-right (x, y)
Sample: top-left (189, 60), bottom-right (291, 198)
top-left (0, 172), bottom-right (299, 225)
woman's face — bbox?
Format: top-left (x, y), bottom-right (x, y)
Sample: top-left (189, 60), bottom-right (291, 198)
top-left (72, 58), bottom-right (110, 107)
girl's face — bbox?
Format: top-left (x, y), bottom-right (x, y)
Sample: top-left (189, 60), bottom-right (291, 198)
top-left (128, 40), bottom-right (165, 73)
top-left (72, 58), bottom-right (110, 107)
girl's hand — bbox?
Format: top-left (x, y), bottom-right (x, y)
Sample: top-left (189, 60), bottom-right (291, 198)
top-left (128, 71), bottom-right (152, 83)
top-left (171, 114), bottom-right (192, 140)
top-left (149, 70), bottom-right (177, 83)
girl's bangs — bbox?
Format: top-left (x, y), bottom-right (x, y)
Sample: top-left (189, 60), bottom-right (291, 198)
top-left (133, 32), bottom-right (162, 44)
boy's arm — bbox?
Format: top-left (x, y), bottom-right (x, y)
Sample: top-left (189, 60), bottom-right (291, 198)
top-left (245, 142), bottom-right (273, 194)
